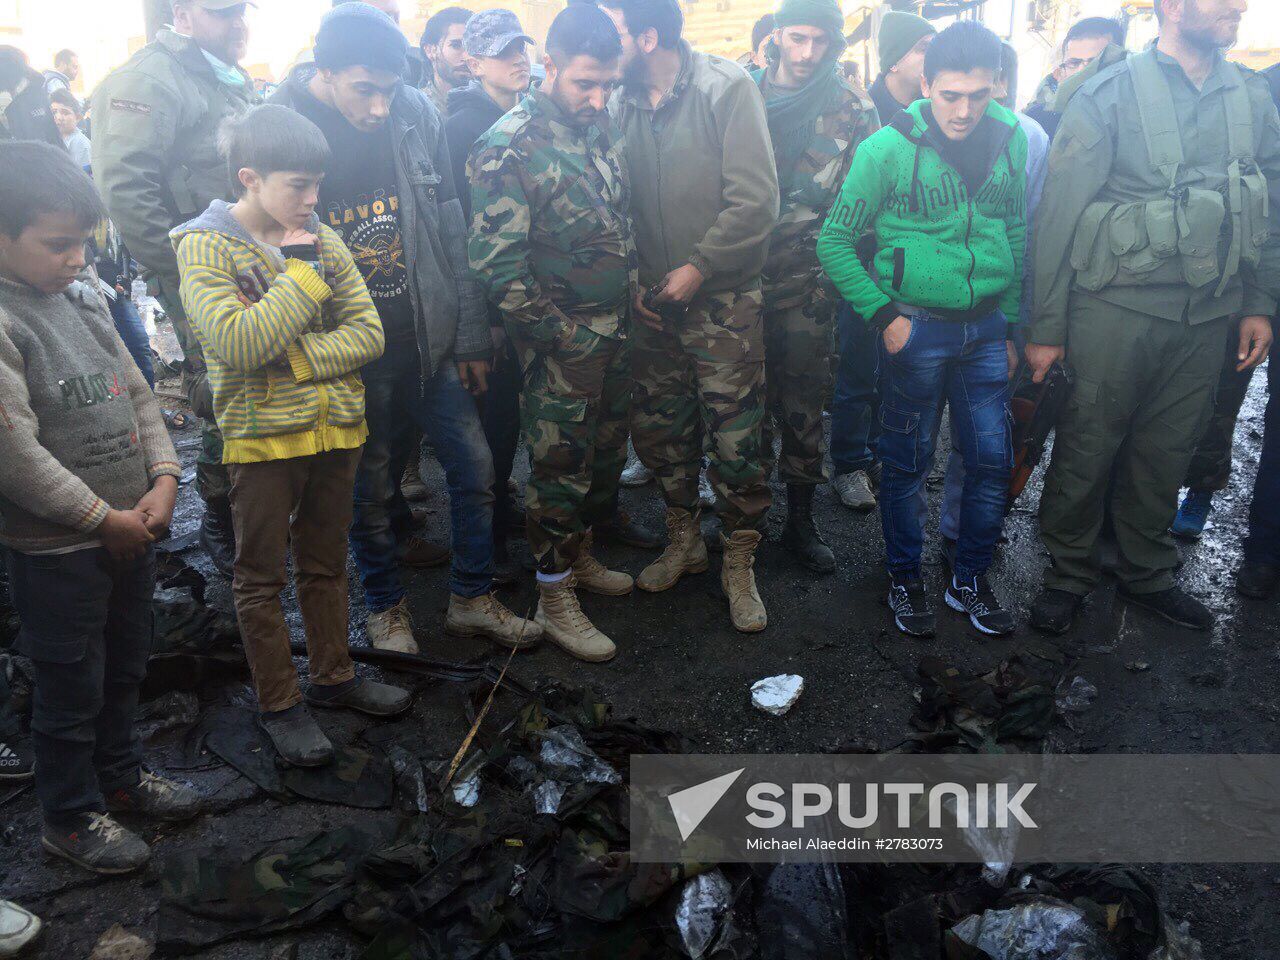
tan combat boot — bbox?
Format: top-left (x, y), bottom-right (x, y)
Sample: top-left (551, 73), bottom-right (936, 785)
top-left (445, 593), bottom-right (543, 649)
top-left (367, 598), bottom-right (418, 654)
top-left (720, 529), bottom-right (767, 633)
top-left (572, 530), bottom-right (634, 596)
top-left (636, 508), bottom-right (708, 592)
top-left (535, 576), bottom-right (616, 662)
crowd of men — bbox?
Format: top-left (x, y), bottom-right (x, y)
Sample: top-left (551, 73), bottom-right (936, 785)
top-left (0, 0), bottom-right (1276, 918)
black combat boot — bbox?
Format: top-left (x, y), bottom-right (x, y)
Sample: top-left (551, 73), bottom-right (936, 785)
top-left (199, 497), bottom-right (237, 578)
top-left (1236, 561), bottom-right (1279, 600)
top-left (1117, 586), bottom-right (1214, 630)
top-left (1029, 588), bottom-right (1083, 635)
top-left (782, 484), bottom-right (835, 574)
top-left (595, 509), bottom-right (661, 549)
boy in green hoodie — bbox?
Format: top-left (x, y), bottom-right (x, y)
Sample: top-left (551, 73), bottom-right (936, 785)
top-left (817, 21), bottom-right (1026, 638)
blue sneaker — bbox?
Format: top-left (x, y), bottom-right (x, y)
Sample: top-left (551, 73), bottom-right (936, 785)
top-left (1171, 489), bottom-right (1214, 539)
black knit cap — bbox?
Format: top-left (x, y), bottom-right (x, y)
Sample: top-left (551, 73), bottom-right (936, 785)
top-left (314, 2), bottom-right (409, 77)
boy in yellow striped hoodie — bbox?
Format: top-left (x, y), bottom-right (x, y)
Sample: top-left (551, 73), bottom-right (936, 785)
top-left (172, 104), bottom-right (410, 766)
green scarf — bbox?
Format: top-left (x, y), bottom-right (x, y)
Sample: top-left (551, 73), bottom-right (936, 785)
top-left (753, 43), bottom-right (845, 189)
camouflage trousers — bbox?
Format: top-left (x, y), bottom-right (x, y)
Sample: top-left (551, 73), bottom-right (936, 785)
top-left (761, 296), bottom-right (836, 485)
top-left (631, 286), bottom-right (771, 531)
top-left (515, 324), bottom-right (631, 574)
top-left (159, 284), bottom-right (229, 503)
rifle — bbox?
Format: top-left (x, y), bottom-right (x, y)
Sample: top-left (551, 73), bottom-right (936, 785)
top-left (1008, 361), bottom-right (1073, 506)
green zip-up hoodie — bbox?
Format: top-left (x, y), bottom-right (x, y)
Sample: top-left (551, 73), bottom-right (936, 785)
top-left (817, 98), bottom-right (1027, 329)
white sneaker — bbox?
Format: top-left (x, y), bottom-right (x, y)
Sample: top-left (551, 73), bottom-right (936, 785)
top-left (0, 901), bottom-right (41, 957)
top-left (833, 470), bottom-right (876, 511)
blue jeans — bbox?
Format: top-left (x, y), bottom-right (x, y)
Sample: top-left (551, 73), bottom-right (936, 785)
top-left (481, 339), bottom-right (523, 541)
top-left (350, 349), bottom-right (496, 610)
top-left (1244, 357), bottom-right (1280, 566)
top-left (6, 547), bottom-right (154, 823)
top-left (877, 312), bottom-right (1012, 581)
top-left (831, 302), bottom-right (880, 475)
top-left (938, 327), bottom-right (1023, 542)
top-left (109, 295), bottom-right (154, 388)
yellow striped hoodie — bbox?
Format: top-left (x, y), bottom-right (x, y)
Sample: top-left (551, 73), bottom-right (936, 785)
top-left (171, 200), bottom-right (385, 464)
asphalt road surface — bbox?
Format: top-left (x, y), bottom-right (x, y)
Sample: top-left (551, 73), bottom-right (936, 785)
top-left (2, 364), bottom-right (1277, 958)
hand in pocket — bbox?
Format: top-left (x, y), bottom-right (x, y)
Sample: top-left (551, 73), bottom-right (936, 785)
top-left (882, 315), bottom-right (913, 355)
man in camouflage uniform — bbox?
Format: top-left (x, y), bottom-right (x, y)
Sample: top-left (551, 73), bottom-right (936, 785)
top-left (469, 4), bottom-right (635, 663)
top-left (1026, 0), bottom-right (1280, 634)
top-left (752, 0), bottom-right (878, 575)
top-left (602, 0), bottom-right (780, 633)
top-left (419, 7), bottom-right (473, 114)
top-left (92, 0), bottom-right (259, 575)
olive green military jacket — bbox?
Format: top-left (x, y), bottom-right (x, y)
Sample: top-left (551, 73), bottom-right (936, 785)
top-left (91, 29), bottom-right (260, 301)
top-left (1029, 48), bottom-right (1280, 346)
top-left (610, 41), bottom-right (780, 296)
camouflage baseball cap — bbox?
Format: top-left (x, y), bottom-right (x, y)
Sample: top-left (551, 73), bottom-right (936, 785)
top-left (464, 9), bottom-right (534, 58)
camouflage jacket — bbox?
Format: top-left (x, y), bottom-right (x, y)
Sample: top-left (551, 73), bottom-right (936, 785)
top-left (468, 89), bottom-right (637, 346)
top-left (420, 72), bottom-right (450, 115)
top-left (758, 72), bottom-right (878, 307)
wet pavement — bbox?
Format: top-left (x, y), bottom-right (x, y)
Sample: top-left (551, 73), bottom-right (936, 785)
top-left (1, 364), bottom-right (1277, 958)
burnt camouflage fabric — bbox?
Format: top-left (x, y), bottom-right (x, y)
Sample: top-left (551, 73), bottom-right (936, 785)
top-left (759, 72), bottom-right (877, 485)
top-left (159, 679), bottom-right (708, 959)
top-left (468, 90), bottom-right (637, 572)
top-left (631, 287), bottom-right (771, 530)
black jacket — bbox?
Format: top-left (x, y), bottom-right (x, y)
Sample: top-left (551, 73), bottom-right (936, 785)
top-left (1266, 63), bottom-right (1279, 109)
top-left (1023, 99), bottom-right (1062, 142)
top-left (270, 64), bottom-right (492, 368)
top-left (444, 81), bottom-right (509, 222)
top-left (1, 71), bottom-right (62, 146)
top-left (868, 75), bottom-right (909, 128)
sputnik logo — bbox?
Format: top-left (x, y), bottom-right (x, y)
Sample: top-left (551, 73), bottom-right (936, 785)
top-left (666, 768), bottom-right (745, 841)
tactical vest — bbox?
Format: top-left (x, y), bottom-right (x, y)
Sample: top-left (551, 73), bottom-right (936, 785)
top-left (1071, 49), bottom-right (1269, 297)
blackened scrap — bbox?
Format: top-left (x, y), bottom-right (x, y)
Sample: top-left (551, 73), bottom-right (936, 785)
top-left (158, 679), bottom-right (703, 958)
top-left (203, 705), bottom-right (394, 808)
top-left (904, 656), bottom-right (1059, 753)
top-left (157, 826), bottom-right (389, 955)
top-left (833, 862), bottom-right (1189, 960)
top-left (142, 553), bottom-right (246, 698)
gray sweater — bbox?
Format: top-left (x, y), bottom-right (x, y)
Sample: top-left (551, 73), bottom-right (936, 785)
top-left (0, 275), bottom-right (180, 553)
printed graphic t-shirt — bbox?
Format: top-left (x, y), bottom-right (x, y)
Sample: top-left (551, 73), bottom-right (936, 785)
top-left (295, 89), bottom-right (416, 345)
